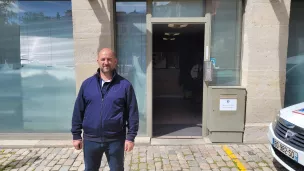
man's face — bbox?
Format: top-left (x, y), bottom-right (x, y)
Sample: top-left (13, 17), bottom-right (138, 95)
top-left (97, 51), bottom-right (117, 73)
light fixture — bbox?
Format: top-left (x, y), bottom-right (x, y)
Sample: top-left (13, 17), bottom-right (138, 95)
top-left (164, 33), bottom-right (170, 36)
top-left (168, 24), bottom-right (188, 28)
top-left (170, 38), bottom-right (175, 40)
top-left (163, 38), bottom-right (168, 40)
top-left (168, 24), bottom-right (175, 28)
top-left (173, 33), bottom-right (180, 36)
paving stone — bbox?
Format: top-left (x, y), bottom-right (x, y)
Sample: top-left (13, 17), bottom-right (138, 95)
top-left (72, 160), bottom-right (82, 167)
top-left (210, 164), bottom-right (218, 169)
top-left (206, 158), bottom-right (214, 164)
top-left (63, 159), bottom-right (75, 166)
top-left (139, 163), bottom-right (147, 169)
top-left (216, 161), bottom-right (226, 167)
top-left (57, 159), bottom-right (67, 165)
top-left (189, 167), bottom-right (201, 171)
top-left (170, 161), bottom-right (180, 167)
top-left (261, 167), bottom-right (272, 171)
top-left (220, 167), bottom-right (230, 171)
top-left (52, 165), bottom-right (62, 171)
top-left (78, 164), bottom-right (85, 171)
top-left (180, 163), bottom-right (189, 169)
top-left (163, 164), bottom-right (172, 170)
top-left (131, 164), bottom-right (139, 170)
top-left (69, 167), bottom-right (78, 170)
top-left (59, 165), bottom-right (70, 171)
top-left (258, 162), bottom-right (268, 167)
top-left (199, 163), bottom-right (211, 170)
top-left (185, 155), bottom-right (195, 161)
top-left (155, 162), bottom-right (162, 169)
top-left (188, 160), bottom-right (198, 167)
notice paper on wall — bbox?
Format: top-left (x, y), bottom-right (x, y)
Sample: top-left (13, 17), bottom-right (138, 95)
top-left (220, 99), bottom-right (237, 111)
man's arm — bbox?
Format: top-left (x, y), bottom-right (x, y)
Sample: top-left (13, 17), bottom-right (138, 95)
top-left (71, 83), bottom-right (85, 140)
top-left (126, 85), bottom-right (139, 142)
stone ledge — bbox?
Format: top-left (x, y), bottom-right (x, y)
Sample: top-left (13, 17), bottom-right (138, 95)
top-left (0, 137), bottom-right (151, 148)
top-left (151, 138), bottom-right (206, 145)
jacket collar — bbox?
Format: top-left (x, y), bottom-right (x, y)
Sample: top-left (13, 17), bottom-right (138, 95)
top-left (95, 68), bottom-right (117, 81)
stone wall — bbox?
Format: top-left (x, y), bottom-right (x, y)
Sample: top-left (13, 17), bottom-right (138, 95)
top-left (241, 0), bottom-right (291, 143)
top-left (72, 0), bottom-right (114, 92)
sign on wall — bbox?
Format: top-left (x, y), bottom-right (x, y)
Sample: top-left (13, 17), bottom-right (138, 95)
top-left (220, 98), bottom-right (237, 111)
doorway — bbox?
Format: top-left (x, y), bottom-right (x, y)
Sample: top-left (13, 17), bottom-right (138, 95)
top-left (152, 23), bottom-right (205, 137)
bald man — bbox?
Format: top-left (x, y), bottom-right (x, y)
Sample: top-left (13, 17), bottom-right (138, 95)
top-left (71, 48), bottom-right (139, 171)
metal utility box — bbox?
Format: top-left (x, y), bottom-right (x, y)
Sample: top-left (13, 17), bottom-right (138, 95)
top-left (207, 86), bottom-right (246, 143)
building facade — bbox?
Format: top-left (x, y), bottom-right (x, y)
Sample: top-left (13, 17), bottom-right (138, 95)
top-left (0, 0), bottom-right (303, 143)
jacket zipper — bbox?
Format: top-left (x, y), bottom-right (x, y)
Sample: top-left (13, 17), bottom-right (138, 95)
top-left (97, 78), bottom-right (104, 140)
top-left (97, 76), bottom-right (114, 141)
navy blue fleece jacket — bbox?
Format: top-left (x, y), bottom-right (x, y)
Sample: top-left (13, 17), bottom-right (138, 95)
top-left (71, 69), bottom-right (139, 142)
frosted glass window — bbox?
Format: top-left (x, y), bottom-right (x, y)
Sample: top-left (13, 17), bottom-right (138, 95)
top-left (116, 1), bottom-right (147, 136)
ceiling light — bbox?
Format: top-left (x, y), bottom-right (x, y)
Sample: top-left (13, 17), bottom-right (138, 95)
top-left (170, 38), bottom-right (175, 40)
top-left (174, 33), bottom-right (180, 36)
top-left (168, 24), bottom-right (188, 28)
top-left (168, 24), bottom-right (175, 28)
top-left (164, 33), bottom-right (170, 36)
top-left (163, 38), bottom-right (168, 40)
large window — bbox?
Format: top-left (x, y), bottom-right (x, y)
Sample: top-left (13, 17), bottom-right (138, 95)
top-left (115, 1), bottom-right (147, 136)
top-left (210, 0), bottom-right (242, 86)
top-left (284, 0), bottom-right (304, 107)
top-left (0, 0), bottom-right (75, 132)
top-left (152, 0), bottom-right (205, 17)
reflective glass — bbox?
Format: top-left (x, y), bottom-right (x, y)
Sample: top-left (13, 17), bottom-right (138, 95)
top-left (152, 0), bottom-right (205, 17)
top-left (0, 0), bottom-right (75, 132)
top-left (209, 0), bottom-right (242, 86)
top-left (284, 0), bottom-right (304, 107)
top-left (116, 1), bottom-right (147, 136)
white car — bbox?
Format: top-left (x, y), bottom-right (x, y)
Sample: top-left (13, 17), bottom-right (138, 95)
top-left (268, 102), bottom-right (304, 171)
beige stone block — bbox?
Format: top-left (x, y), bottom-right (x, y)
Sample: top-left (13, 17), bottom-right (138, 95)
top-left (243, 126), bottom-right (269, 143)
top-left (75, 64), bottom-right (99, 91)
top-left (245, 25), bottom-right (288, 51)
top-left (247, 51), bottom-right (287, 71)
top-left (73, 24), bottom-right (111, 39)
top-left (246, 84), bottom-right (283, 100)
top-left (72, 0), bottom-right (113, 13)
top-left (74, 36), bottom-right (112, 63)
top-left (245, 70), bottom-right (286, 85)
top-left (245, 98), bottom-right (283, 123)
top-left (73, 23), bottom-right (111, 36)
top-left (250, 2), bottom-right (290, 26)
top-left (72, 9), bottom-right (112, 27)
top-left (244, 70), bottom-right (286, 96)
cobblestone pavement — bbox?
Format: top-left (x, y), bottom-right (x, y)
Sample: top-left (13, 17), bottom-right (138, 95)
top-left (0, 144), bottom-right (288, 171)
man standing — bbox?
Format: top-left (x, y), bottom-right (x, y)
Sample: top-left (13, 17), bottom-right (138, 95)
top-left (71, 48), bottom-right (139, 171)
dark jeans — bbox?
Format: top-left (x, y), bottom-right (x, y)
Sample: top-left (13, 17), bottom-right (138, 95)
top-left (83, 139), bottom-right (125, 171)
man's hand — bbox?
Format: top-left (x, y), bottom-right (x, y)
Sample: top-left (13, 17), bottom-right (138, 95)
top-left (73, 140), bottom-right (83, 150)
top-left (125, 140), bottom-right (134, 152)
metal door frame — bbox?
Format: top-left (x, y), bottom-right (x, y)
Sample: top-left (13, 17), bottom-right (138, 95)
top-left (146, 0), bottom-right (212, 138)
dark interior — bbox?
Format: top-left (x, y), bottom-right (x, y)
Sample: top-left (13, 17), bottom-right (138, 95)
top-left (152, 24), bottom-right (205, 137)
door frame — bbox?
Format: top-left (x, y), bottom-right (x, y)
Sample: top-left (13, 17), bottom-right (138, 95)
top-left (146, 0), bottom-right (212, 138)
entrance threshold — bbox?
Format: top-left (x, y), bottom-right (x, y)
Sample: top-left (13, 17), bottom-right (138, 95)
top-left (153, 136), bottom-right (202, 139)
top-left (151, 138), bottom-right (211, 145)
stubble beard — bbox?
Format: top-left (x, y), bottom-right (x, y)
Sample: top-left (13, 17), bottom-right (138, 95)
top-left (100, 67), bottom-right (113, 74)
